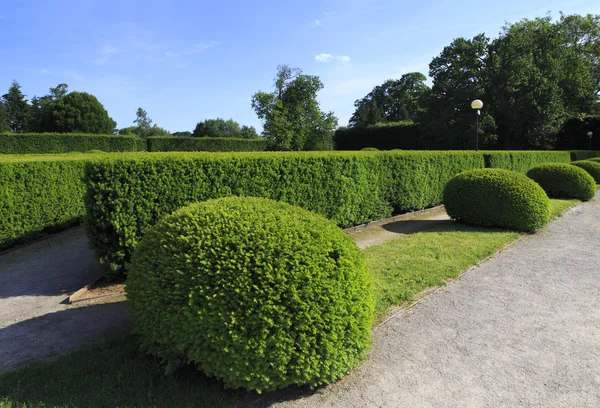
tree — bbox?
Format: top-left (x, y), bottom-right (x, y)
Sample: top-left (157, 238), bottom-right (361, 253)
top-left (240, 125), bottom-right (260, 139)
top-left (252, 65), bottom-right (338, 150)
top-left (0, 101), bottom-right (11, 132)
top-left (2, 80), bottom-right (30, 133)
top-left (133, 108), bottom-right (153, 137)
top-left (487, 15), bottom-right (600, 148)
top-left (420, 34), bottom-right (494, 149)
top-left (27, 83), bottom-right (69, 132)
top-left (193, 118), bottom-right (242, 138)
top-left (349, 73), bottom-right (430, 127)
top-left (172, 131), bottom-right (192, 137)
top-left (46, 91), bottom-right (116, 134)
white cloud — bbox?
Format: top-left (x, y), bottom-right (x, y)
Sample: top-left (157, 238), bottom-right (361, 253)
top-left (315, 53), bottom-right (350, 63)
top-left (314, 19), bottom-right (322, 26)
top-left (323, 11), bottom-right (335, 16)
top-left (165, 41), bottom-right (220, 57)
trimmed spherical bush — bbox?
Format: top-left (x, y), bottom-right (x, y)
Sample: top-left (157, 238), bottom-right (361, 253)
top-left (571, 160), bottom-right (600, 184)
top-left (361, 147), bottom-right (379, 151)
top-left (527, 163), bottom-right (596, 201)
top-left (126, 196), bottom-right (374, 392)
top-left (444, 169), bottom-right (550, 232)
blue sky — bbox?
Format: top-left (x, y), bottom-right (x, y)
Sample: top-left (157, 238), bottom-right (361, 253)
top-left (1, 0), bottom-right (600, 132)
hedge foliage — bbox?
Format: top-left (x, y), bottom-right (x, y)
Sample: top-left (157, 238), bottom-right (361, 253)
top-left (569, 150), bottom-right (600, 161)
top-left (334, 122), bottom-right (422, 150)
top-left (571, 160), bottom-right (600, 183)
top-left (444, 169), bottom-right (550, 232)
top-left (84, 151), bottom-right (483, 275)
top-left (0, 155), bottom-right (102, 249)
top-left (126, 197), bottom-right (373, 392)
top-left (483, 151), bottom-right (571, 173)
top-left (526, 163), bottom-right (596, 200)
top-left (0, 133), bottom-right (145, 154)
top-left (147, 137), bottom-right (267, 152)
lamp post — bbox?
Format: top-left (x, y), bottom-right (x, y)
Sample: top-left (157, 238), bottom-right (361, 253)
top-left (588, 131), bottom-right (593, 150)
top-left (471, 100), bottom-right (483, 151)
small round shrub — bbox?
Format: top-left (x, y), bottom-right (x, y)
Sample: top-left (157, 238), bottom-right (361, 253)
top-left (588, 157), bottom-right (600, 164)
top-left (126, 196), bottom-right (374, 392)
top-left (571, 160), bottom-right (600, 183)
top-left (527, 163), bottom-right (596, 201)
top-left (86, 149), bottom-right (106, 154)
top-left (444, 168), bottom-right (550, 232)
top-left (361, 147), bottom-right (379, 151)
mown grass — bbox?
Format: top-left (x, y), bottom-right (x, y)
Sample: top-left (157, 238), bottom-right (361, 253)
top-left (549, 198), bottom-right (580, 219)
top-left (0, 197), bottom-right (583, 407)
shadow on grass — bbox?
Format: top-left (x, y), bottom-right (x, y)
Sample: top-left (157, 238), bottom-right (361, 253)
top-left (380, 218), bottom-right (454, 235)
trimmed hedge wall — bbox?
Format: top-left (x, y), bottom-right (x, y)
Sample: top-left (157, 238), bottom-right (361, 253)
top-left (84, 151), bottom-right (484, 275)
top-left (444, 169), bottom-right (550, 232)
top-left (127, 197), bottom-right (374, 391)
top-left (527, 163), bottom-right (596, 200)
top-left (334, 122), bottom-right (422, 150)
top-left (0, 155), bottom-right (102, 249)
top-left (483, 151), bottom-right (571, 173)
top-left (147, 137), bottom-right (267, 152)
top-left (569, 151), bottom-right (600, 161)
top-left (0, 133), bottom-right (145, 154)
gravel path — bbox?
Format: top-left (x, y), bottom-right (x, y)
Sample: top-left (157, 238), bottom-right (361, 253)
top-left (252, 197), bottom-right (600, 408)
top-left (0, 228), bottom-right (131, 372)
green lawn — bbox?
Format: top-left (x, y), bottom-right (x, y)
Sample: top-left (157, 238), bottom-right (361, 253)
top-left (0, 197), bottom-right (582, 407)
top-left (549, 198), bottom-right (580, 219)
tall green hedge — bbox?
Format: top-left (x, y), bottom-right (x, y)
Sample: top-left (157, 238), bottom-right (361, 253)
top-left (147, 137), bottom-right (267, 152)
top-left (0, 155), bottom-right (102, 249)
top-left (0, 133), bottom-right (145, 154)
top-left (569, 151), bottom-right (600, 161)
top-left (334, 122), bottom-right (422, 150)
top-left (483, 151), bottom-right (571, 173)
top-left (84, 151), bottom-right (483, 275)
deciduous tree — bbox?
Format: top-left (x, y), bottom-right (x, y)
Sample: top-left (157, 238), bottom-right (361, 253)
top-left (252, 65), bottom-right (337, 150)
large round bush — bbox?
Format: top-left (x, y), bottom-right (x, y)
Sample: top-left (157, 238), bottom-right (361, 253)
top-left (571, 160), bottom-right (600, 183)
top-left (526, 163), bottom-right (595, 201)
top-left (444, 169), bottom-right (550, 232)
top-left (126, 196), bottom-right (374, 392)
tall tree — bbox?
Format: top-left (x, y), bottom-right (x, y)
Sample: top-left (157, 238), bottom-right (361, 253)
top-left (350, 72), bottom-right (430, 127)
top-left (133, 108), bottom-right (153, 136)
top-left (46, 91), bottom-right (116, 134)
top-left (240, 125), bottom-right (260, 139)
top-left (0, 101), bottom-right (11, 132)
top-left (252, 65), bottom-right (338, 150)
top-left (27, 83), bottom-right (69, 132)
top-left (193, 118), bottom-right (242, 138)
top-left (420, 34), bottom-right (495, 149)
top-left (2, 80), bottom-right (30, 133)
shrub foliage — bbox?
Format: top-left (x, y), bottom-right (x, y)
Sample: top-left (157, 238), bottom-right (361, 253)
top-left (0, 133), bottom-right (144, 154)
top-left (483, 151), bottom-right (571, 173)
top-left (571, 160), bottom-right (600, 183)
top-left (84, 151), bottom-right (483, 275)
top-left (126, 197), bottom-right (374, 392)
top-left (527, 163), bottom-right (596, 200)
top-left (147, 137), bottom-right (267, 152)
top-left (0, 156), bottom-right (95, 249)
top-left (444, 169), bottom-right (550, 232)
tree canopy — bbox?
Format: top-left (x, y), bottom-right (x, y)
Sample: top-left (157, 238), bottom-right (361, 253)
top-left (2, 80), bottom-right (29, 133)
top-left (419, 13), bottom-right (600, 149)
top-left (46, 91), bottom-right (116, 134)
top-left (193, 118), bottom-right (242, 138)
top-left (252, 65), bottom-right (337, 150)
top-left (349, 72), bottom-right (430, 127)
